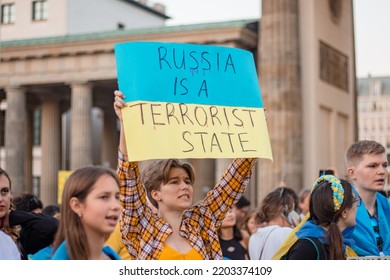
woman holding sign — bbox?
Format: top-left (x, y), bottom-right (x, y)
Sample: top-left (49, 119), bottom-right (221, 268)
top-left (114, 90), bottom-right (257, 260)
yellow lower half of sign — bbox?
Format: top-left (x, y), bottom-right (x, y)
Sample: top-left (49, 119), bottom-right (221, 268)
top-left (57, 170), bottom-right (73, 204)
top-left (122, 101), bottom-right (273, 161)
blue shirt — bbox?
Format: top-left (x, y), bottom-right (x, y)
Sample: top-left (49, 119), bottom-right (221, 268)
top-left (28, 245), bottom-right (53, 260)
top-left (50, 241), bottom-right (121, 260)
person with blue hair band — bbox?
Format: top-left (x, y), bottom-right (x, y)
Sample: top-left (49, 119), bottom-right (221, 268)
top-left (273, 175), bottom-right (359, 260)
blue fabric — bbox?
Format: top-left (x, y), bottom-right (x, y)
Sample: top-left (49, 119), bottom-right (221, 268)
top-left (28, 246), bottom-right (53, 260)
top-left (50, 241), bottom-right (121, 260)
top-left (296, 219), bottom-right (355, 253)
top-left (352, 192), bottom-right (390, 256)
top-left (296, 220), bottom-right (327, 243)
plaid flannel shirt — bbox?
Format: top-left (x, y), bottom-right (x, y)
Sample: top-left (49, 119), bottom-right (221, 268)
top-left (118, 151), bottom-right (257, 260)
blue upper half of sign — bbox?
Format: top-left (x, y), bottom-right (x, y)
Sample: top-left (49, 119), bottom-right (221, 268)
top-left (115, 42), bottom-right (263, 108)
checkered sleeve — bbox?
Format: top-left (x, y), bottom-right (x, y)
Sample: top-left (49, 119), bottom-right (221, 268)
top-left (117, 151), bottom-right (147, 243)
top-left (203, 158), bottom-right (257, 227)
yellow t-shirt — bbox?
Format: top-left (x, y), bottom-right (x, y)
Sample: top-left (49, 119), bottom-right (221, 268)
top-left (158, 244), bottom-right (203, 260)
top-left (105, 223), bottom-right (132, 260)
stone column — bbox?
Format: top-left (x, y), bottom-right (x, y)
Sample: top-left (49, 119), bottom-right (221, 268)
top-left (70, 82), bottom-right (93, 170)
top-left (25, 110), bottom-right (33, 193)
top-left (40, 100), bottom-right (61, 205)
top-left (215, 158), bottom-right (257, 204)
top-left (215, 159), bottom-right (232, 182)
top-left (258, 0), bottom-right (302, 200)
top-left (5, 86), bottom-right (26, 193)
top-left (187, 159), bottom-right (215, 201)
top-left (102, 110), bottom-right (119, 169)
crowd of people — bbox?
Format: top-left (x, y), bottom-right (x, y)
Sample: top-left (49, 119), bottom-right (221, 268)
top-left (0, 90), bottom-right (389, 260)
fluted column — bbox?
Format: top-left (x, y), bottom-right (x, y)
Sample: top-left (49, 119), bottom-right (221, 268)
top-left (216, 158), bottom-right (257, 206)
top-left (102, 110), bottom-right (119, 169)
top-left (41, 100), bottom-right (61, 205)
top-left (70, 82), bottom-right (93, 170)
top-left (5, 86), bottom-right (26, 193)
top-left (187, 159), bottom-right (215, 201)
top-left (215, 159), bottom-right (232, 182)
top-left (258, 0), bottom-right (302, 200)
top-left (25, 110), bottom-right (33, 193)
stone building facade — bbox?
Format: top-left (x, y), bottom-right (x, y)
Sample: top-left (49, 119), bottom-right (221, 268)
top-left (358, 75), bottom-right (390, 190)
top-left (0, 0), bottom-right (357, 206)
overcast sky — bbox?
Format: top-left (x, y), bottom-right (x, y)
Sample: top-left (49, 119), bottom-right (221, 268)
top-left (159, 0), bottom-right (390, 78)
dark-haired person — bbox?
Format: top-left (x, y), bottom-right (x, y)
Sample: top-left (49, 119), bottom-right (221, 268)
top-left (232, 195), bottom-right (251, 228)
top-left (218, 208), bottom-right (248, 260)
top-left (345, 140), bottom-right (390, 256)
top-left (281, 176), bottom-right (358, 260)
top-left (42, 204), bottom-right (60, 218)
top-left (13, 193), bottom-right (43, 214)
top-left (114, 90), bottom-right (257, 260)
top-left (28, 204), bottom-right (61, 260)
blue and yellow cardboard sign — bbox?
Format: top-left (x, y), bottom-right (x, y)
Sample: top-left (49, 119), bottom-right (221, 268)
top-left (115, 42), bottom-right (272, 161)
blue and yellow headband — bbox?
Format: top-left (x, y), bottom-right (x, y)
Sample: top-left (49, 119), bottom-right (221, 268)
top-left (312, 175), bottom-right (344, 212)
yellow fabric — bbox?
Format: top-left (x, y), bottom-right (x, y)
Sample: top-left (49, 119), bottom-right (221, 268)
top-left (105, 223), bottom-right (132, 260)
top-left (272, 213), bottom-right (310, 260)
top-left (158, 244), bottom-right (203, 260)
top-left (272, 213), bottom-right (358, 259)
top-left (345, 246), bottom-right (358, 257)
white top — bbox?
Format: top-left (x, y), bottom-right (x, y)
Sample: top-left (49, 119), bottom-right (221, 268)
top-left (0, 230), bottom-right (21, 260)
top-left (248, 225), bottom-right (292, 260)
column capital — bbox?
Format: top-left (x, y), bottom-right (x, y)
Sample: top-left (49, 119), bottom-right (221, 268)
top-left (4, 85), bottom-right (26, 92)
top-left (68, 80), bottom-right (92, 88)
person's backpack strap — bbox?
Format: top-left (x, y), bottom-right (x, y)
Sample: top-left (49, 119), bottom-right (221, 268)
top-left (300, 237), bottom-right (327, 260)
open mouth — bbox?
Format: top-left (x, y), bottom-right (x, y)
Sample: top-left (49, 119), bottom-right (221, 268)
top-left (106, 215), bottom-right (119, 225)
top-left (375, 178), bottom-right (385, 184)
top-left (179, 194), bottom-right (190, 199)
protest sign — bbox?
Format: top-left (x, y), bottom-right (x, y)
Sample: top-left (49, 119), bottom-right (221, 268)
top-left (115, 42), bottom-right (272, 161)
top-left (57, 170), bottom-right (72, 204)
